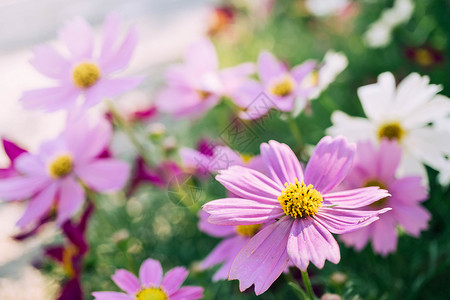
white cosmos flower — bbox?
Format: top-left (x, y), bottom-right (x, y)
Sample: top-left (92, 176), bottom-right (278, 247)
top-left (327, 72), bottom-right (450, 179)
top-left (364, 0), bottom-right (414, 48)
top-left (305, 0), bottom-right (350, 17)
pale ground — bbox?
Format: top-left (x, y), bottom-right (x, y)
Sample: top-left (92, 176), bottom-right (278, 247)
top-left (0, 0), bottom-right (214, 298)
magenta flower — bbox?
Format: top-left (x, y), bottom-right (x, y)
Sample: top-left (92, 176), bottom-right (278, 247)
top-left (340, 139), bottom-right (430, 255)
top-left (0, 116), bottom-right (130, 228)
top-left (232, 51), bottom-right (316, 119)
top-left (180, 141), bottom-right (264, 175)
top-left (0, 139), bottom-right (27, 179)
top-left (203, 136), bottom-right (390, 295)
top-left (20, 14), bottom-right (143, 112)
top-left (155, 38), bottom-right (254, 118)
top-left (92, 258), bottom-right (204, 300)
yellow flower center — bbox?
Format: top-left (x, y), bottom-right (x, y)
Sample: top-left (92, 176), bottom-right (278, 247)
top-left (48, 155), bottom-right (73, 178)
top-left (364, 179), bottom-right (389, 207)
top-left (72, 62), bottom-right (101, 88)
top-left (235, 224), bottom-right (261, 237)
top-left (278, 179), bottom-right (323, 218)
top-left (241, 154), bottom-right (253, 163)
top-left (377, 122), bottom-right (405, 141)
top-left (196, 90), bottom-right (212, 100)
top-left (269, 75), bottom-right (296, 97)
top-left (136, 288), bottom-right (167, 300)
top-left (415, 49), bottom-right (433, 67)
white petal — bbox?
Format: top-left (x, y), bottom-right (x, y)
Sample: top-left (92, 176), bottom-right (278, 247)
top-left (327, 111), bottom-right (377, 143)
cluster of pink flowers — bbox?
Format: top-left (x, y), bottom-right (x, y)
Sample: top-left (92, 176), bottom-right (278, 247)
top-left (1, 6), bottom-right (447, 299)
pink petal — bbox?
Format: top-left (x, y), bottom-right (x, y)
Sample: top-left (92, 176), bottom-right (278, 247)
top-left (92, 291), bottom-right (133, 300)
top-left (234, 80), bottom-right (273, 120)
top-left (30, 45), bottom-right (71, 80)
top-left (391, 202), bottom-right (430, 236)
top-left (339, 225), bottom-right (371, 251)
top-left (377, 139), bottom-right (402, 182)
top-left (16, 183), bottom-right (57, 228)
top-left (260, 140), bottom-right (304, 187)
top-left (315, 207), bottom-right (391, 234)
top-left (14, 153), bottom-right (46, 176)
top-left (372, 211), bottom-right (397, 256)
top-left (56, 177), bottom-right (85, 225)
top-left (100, 24), bottom-right (138, 73)
top-left (219, 62), bottom-right (255, 95)
top-left (203, 198), bottom-right (284, 226)
top-left (20, 85), bottom-right (80, 112)
top-left (208, 237), bottom-right (249, 282)
top-left (389, 177), bottom-right (427, 203)
top-left (112, 269), bottom-right (140, 294)
top-left (0, 175), bottom-right (49, 201)
top-left (75, 159), bottom-right (130, 192)
top-left (198, 211), bottom-right (235, 238)
top-left (161, 267), bottom-right (188, 295)
top-left (229, 216), bottom-right (293, 295)
top-left (257, 51), bottom-right (286, 85)
top-left (139, 258), bottom-right (163, 287)
top-left (290, 60), bottom-right (316, 84)
top-left (58, 17), bottom-right (94, 60)
top-left (304, 136), bottom-right (355, 194)
top-left (184, 38), bottom-right (218, 75)
top-left (287, 217), bottom-right (340, 271)
top-left (2, 139), bottom-right (26, 162)
top-left (64, 116), bottom-right (112, 162)
top-left (170, 287), bottom-right (204, 300)
top-left (200, 236), bottom-right (243, 269)
top-left (216, 166), bottom-right (282, 204)
top-left (100, 13), bottom-right (122, 60)
top-left (323, 187), bottom-right (390, 208)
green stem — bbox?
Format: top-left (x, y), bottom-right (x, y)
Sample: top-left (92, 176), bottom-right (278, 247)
top-left (288, 116), bottom-right (303, 146)
top-left (105, 100), bottom-right (154, 166)
top-left (301, 270), bottom-right (316, 300)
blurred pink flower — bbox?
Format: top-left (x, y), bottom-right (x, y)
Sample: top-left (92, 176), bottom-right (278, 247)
top-left (340, 139), bottom-right (430, 256)
top-left (20, 14), bottom-right (144, 112)
top-left (203, 137), bottom-right (390, 295)
top-left (180, 139), bottom-right (265, 175)
top-left (155, 38), bottom-right (254, 118)
top-left (0, 116), bottom-right (130, 228)
top-left (233, 51), bottom-right (315, 119)
top-left (92, 258), bottom-right (203, 300)
top-left (198, 210), bottom-right (263, 281)
top-left (234, 50), bottom-right (347, 118)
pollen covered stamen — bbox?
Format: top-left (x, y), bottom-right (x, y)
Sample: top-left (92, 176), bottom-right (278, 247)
top-left (49, 155), bottom-right (73, 178)
top-left (378, 122), bottom-right (405, 141)
top-left (73, 62), bottom-right (101, 88)
top-left (278, 179), bottom-right (323, 218)
top-left (364, 179), bottom-right (389, 207)
top-left (236, 224), bottom-right (261, 237)
top-left (136, 288), bottom-right (167, 300)
top-left (269, 75), bottom-right (296, 97)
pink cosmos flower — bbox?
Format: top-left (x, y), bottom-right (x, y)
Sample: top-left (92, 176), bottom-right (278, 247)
top-left (203, 136), bottom-right (390, 295)
top-left (155, 38), bottom-right (254, 118)
top-left (340, 139), bottom-right (430, 255)
top-left (0, 116), bottom-right (130, 228)
top-left (92, 258), bottom-right (204, 300)
top-left (233, 51), bottom-right (315, 119)
top-left (20, 14), bottom-right (143, 112)
top-left (180, 140), bottom-right (264, 175)
top-left (234, 51), bottom-right (348, 118)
